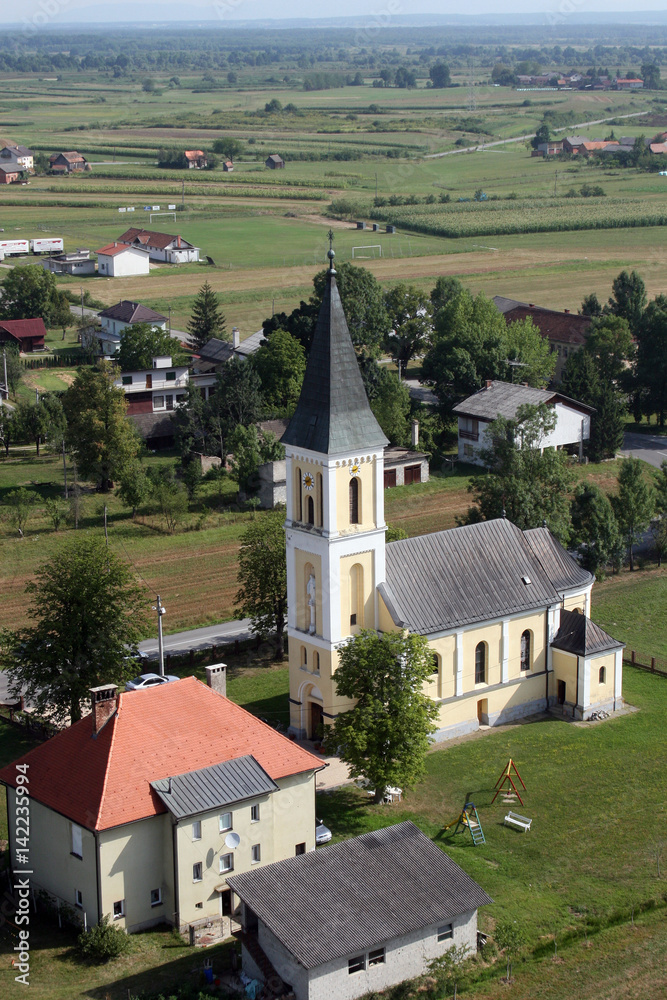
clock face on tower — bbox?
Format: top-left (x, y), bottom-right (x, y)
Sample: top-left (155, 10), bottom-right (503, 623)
top-left (349, 464), bottom-right (360, 477)
top-left (302, 472), bottom-right (314, 491)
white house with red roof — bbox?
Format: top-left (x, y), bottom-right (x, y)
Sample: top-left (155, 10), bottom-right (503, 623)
top-left (0, 674), bottom-right (322, 935)
top-left (118, 227), bottom-right (200, 264)
top-left (96, 241), bottom-right (150, 277)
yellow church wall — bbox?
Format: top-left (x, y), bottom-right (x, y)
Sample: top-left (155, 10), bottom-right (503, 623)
top-left (426, 635), bottom-right (456, 700)
top-left (378, 593), bottom-right (400, 634)
top-left (293, 549), bottom-right (323, 634)
top-left (291, 460), bottom-right (324, 527)
top-left (563, 594), bottom-right (587, 613)
top-left (462, 622), bottom-right (503, 688)
top-left (336, 460), bottom-right (376, 534)
top-left (551, 649), bottom-right (578, 704)
top-left (588, 651), bottom-right (616, 705)
top-left (339, 551), bottom-right (376, 636)
top-left (432, 672), bottom-right (546, 738)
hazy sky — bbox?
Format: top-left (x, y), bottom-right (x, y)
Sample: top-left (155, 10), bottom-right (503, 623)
top-left (5, 0), bottom-right (667, 26)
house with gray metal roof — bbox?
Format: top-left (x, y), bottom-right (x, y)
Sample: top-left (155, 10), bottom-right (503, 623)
top-left (282, 245), bottom-right (623, 748)
top-left (453, 379), bottom-right (594, 466)
top-left (228, 821), bottom-right (491, 1000)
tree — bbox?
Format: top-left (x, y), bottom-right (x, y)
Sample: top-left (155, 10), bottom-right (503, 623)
top-left (581, 292), bottom-right (602, 317)
top-left (570, 483), bottom-right (622, 576)
top-left (384, 283), bottom-right (432, 367)
top-left (212, 137), bottom-right (243, 160)
top-left (651, 517), bottom-right (667, 567)
top-left (235, 508), bottom-right (287, 660)
top-left (585, 315), bottom-right (633, 385)
top-left (495, 920), bottom-right (526, 982)
top-left (14, 399), bottom-right (51, 456)
top-left (4, 536), bottom-right (148, 724)
top-left (0, 265), bottom-right (62, 325)
top-left (0, 404), bottom-right (16, 458)
top-left (430, 276), bottom-right (464, 317)
top-left (63, 367), bottom-right (139, 491)
top-left (147, 467), bottom-right (189, 533)
top-left (187, 280), bottom-right (227, 352)
top-left (462, 404), bottom-right (574, 543)
top-left (531, 122), bottom-right (551, 150)
top-left (51, 291), bottom-right (74, 340)
top-left (115, 459), bottom-right (151, 517)
top-left (361, 361), bottom-right (411, 446)
top-left (251, 330), bottom-right (306, 413)
top-left (118, 323), bottom-right (186, 372)
top-left (311, 262), bottom-right (389, 360)
top-left (323, 629), bottom-right (439, 802)
top-left (1, 344), bottom-right (23, 395)
top-left (635, 295), bottom-right (667, 426)
top-left (230, 425), bottom-right (283, 495)
top-left (4, 487), bottom-right (40, 536)
top-left (504, 316), bottom-right (556, 387)
top-left (641, 62), bottom-right (661, 89)
top-left (655, 460), bottom-right (667, 516)
top-left (429, 62), bottom-right (451, 88)
top-left (560, 346), bottom-right (625, 462)
top-left (611, 457), bottom-right (654, 571)
top-left (608, 269), bottom-right (646, 335)
top-left (77, 914), bottom-right (130, 963)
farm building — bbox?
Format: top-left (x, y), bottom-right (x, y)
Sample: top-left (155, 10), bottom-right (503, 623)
top-left (44, 250), bottom-right (95, 277)
top-left (229, 822), bottom-right (491, 1000)
top-left (96, 242), bottom-right (150, 277)
top-left (0, 144), bottom-right (33, 171)
top-left (493, 296), bottom-right (592, 380)
top-left (223, 160), bottom-right (234, 172)
top-left (117, 228), bottom-right (200, 264)
top-left (0, 675), bottom-right (322, 935)
top-left (282, 250), bottom-right (623, 743)
top-left (452, 380), bottom-right (593, 466)
top-left (0, 164), bottom-right (21, 184)
top-left (616, 78), bottom-right (643, 89)
top-left (265, 154), bottom-right (284, 169)
top-left (184, 150), bottom-right (207, 169)
top-left (49, 151), bottom-right (90, 173)
top-left (0, 318), bottom-right (46, 352)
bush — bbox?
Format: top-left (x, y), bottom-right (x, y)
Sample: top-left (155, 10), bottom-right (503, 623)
top-left (77, 915), bottom-right (130, 963)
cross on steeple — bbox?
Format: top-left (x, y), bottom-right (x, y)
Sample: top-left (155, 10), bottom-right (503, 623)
top-left (327, 229), bottom-right (335, 272)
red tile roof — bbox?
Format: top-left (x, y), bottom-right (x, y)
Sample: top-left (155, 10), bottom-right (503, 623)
top-left (0, 677), bottom-right (322, 832)
top-left (0, 318), bottom-right (47, 342)
top-left (493, 297), bottom-right (591, 347)
top-left (96, 242), bottom-right (145, 257)
top-left (184, 150), bottom-right (205, 160)
top-left (118, 228), bottom-right (192, 251)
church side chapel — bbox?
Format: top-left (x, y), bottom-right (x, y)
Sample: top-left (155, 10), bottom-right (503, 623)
top-left (281, 244), bottom-right (624, 743)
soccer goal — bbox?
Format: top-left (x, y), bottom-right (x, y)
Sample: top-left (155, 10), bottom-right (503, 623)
top-left (352, 245), bottom-right (382, 259)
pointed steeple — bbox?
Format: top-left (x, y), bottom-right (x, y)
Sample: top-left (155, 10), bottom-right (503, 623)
top-left (282, 246), bottom-right (388, 455)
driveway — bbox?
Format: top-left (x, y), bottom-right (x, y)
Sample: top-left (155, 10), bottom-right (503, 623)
top-left (620, 431), bottom-right (667, 470)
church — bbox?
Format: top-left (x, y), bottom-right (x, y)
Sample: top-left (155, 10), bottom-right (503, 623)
top-left (281, 247), bottom-right (624, 743)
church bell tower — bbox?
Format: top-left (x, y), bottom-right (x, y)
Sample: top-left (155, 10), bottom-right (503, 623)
top-left (282, 241), bottom-right (389, 738)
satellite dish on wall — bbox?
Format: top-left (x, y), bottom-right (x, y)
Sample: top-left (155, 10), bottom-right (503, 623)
top-left (225, 832), bottom-right (241, 849)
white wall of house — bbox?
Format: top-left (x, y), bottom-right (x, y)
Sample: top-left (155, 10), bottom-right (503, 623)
top-left (458, 402), bottom-right (590, 466)
top-left (140, 245), bottom-right (200, 264)
top-left (97, 248), bottom-right (149, 277)
top-left (99, 316), bottom-right (167, 336)
top-left (252, 910), bottom-right (477, 1000)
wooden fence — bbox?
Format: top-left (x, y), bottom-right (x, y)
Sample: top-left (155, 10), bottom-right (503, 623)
top-left (625, 650), bottom-right (667, 678)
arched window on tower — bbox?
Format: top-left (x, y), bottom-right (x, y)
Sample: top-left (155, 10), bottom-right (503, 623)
top-left (306, 495), bottom-right (315, 525)
top-left (349, 477), bottom-right (359, 525)
top-left (295, 467), bottom-right (302, 522)
top-left (475, 642), bottom-right (486, 684)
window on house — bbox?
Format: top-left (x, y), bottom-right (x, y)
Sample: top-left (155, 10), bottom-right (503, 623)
top-left (475, 643), bottom-right (486, 684)
top-left (195, 901), bottom-right (203, 909)
top-left (348, 955), bottom-right (366, 974)
top-left (71, 823), bottom-right (82, 859)
top-left (219, 853), bottom-right (234, 873)
top-left (431, 654), bottom-right (440, 674)
top-left (146, 373), bottom-right (152, 388)
top-left (599, 666), bottom-right (606, 684)
top-left (192, 820), bottom-right (202, 841)
top-left (251, 804), bottom-right (260, 823)
top-left (349, 477), bottom-right (359, 524)
top-left (437, 924), bottom-right (453, 942)
top-left (153, 395), bottom-right (164, 410)
top-left (165, 394), bottom-right (174, 411)
top-left (121, 375), bottom-right (132, 385)
top-left (463, 443), bottom-right (474, 458)
top-left (219, 812), bottom-right (232, 832)
top-left (350, 613), bottom-right (357, 626)
top-left (295, 843), bottom-right (306, 855)
top-left (113, 899), bottom-right (125, 919)
top-left (166, 371), bottom-right (176, 381)
top-left (251, 844), bottom-right (261, 864)
top-left (313, 652), bottom-right (320, 673)
top-left (74, 889), bottom-right (83, 909)
top-left (193, 863), bottom-right (203, 882)
top-left (520, 630), bottom-right (531, 672)
top-left (307, 495), bottom-right (315, 525)
top-left (150, 888), bottom-right (162, 907)
top-left (368, 948), bottom-right (385, 966)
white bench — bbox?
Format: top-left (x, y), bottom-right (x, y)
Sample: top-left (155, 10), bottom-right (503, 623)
top-left (504, 810), bottom-right (532, 833)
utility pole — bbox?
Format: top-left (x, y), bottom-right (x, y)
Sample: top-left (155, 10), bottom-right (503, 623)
top-left (103, 505), bottom-right (108, 546)
top-left (181, 179), bottom-right (185, 206)
top-left (1, 350), bottom-right (7, 400)
top-left (80, 286), bottom-right (84, 319)
top-left (62, 439), bottom-right (68, 499)
top-left (375, 172), bottom-right (378, 200)
top-left (554, 170), bottom-right (558, 197)
top-left (156, 595), bottom-right (166, 677)
top-left (168, 305), bottom-right (171, 335)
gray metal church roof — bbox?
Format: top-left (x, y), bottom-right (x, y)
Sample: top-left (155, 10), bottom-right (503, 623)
top-left (551, 609), bottom-right (624, 657)
top-left (281, 267), bottom-right (388, 455)
top-left (524, 526), bottom-right (593, 593)
top-left (151, 754), bottom-right (278, 819)
top-left (380, 518), bottom-right (570, 635)
top-left (228, 821), bottom-right (492, 970)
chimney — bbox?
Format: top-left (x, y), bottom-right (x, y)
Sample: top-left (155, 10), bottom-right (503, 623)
top-left (90, 684), bottom-right (118, 736)
top-left (206, 663), bottom-right (227, 697)
top-left (411, 419), bottom-right (419, 449)
top-left (486, 379), bottom-right (493, 389)
top-left (232, 327), bottom-right (240, 350)
top-left (564, 308), bottom-right (570, 314)
top-left (529, 303), bottom-right (535, 308)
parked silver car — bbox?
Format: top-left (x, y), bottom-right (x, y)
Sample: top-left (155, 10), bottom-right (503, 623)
top-left (125, 673), bottom-right (179, 691)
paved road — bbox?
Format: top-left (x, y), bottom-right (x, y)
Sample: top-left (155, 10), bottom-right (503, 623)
top-left (138, 618), bottom-right (253, 659)
top-left (621, 431), bottom-right (667, 470)
top-left (425, 110), bottom-right (648, 159)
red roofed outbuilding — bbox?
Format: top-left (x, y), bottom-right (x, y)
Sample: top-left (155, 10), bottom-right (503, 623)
top-left (0, 317), bottom-right (46, 352)
top-left (0, 675), bottom-right (323, 934)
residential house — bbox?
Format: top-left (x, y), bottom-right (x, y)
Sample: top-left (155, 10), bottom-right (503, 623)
top-left (49, 151), bottom-right (90, 173)
top-left (223, 160), bottom-right (234, 172)
top-left (452, 380), bottom-right (593, 465)
top-left (192, 329), bottom-right (260, 375)
top-left (44, 249), bottom-right (96, 277)
top-left (616, 78), bottom-right (643, 90)
top-left (493, 295), bottom-right (592, 380)
top-left (118, 228), bottom-right (200, 264)
top-left (534, 140), bottom-right (563, 156)
top-left (229, 822), bottom-right (492, 1000)
top-left (649, 143), bottom-right (667, 155)
top-left (184, 150), bottom-right (207, 169)
top-left (0, 674), bottom-right (322, 935)
top-left (96, 300), bottom-right (167, 355)
top-left (0, 144), bottom-right (33, 171)
top-left (265, 154), bottom-right (285, 169)
top-left (281, 253), bottom-right (623, 743)
top-left (96, 242), bottom-right (150, 277)
top-left (0, 165), bottom-right (21, 185)
top-left (562, 135), bottom-right (589, 154)
top-left (0, 318), bottom-right (46, 352)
